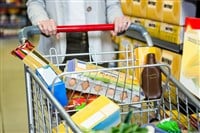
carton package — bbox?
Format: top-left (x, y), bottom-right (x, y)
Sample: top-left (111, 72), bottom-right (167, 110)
top-left (160, 49), bottom-right (182, 81)
top-left (146, 0), bottom-right (163, 22)
top-left (121, 0), bottom-right (134, 16)
top-left (53, 96), bottom-right (121, 132)
top-left (162, 0), bottom-right (196, 25)
top-left (11, 41), bottom-right (67, 106)
top-left (159, 22), bottom-right (184, 44)
top-left (65, 59), bottom-right (139, 89)
top-left (132, 39), bottom-right (147, 47)
top-left (132, 0), bottom-right (147, 18)
top-left (131, 17), bottom-right (145, 26)
top-left (144, 19), bottom-right (161, 38)
top-left (36, 65), bottom-right (68, 106)
top-left (64, 59), bottom-right (144, 107)
top-left (71, 95), bottom-right (121, 130)
top-left (118, 36), bottom-right (134, 59)
top-left (180, 17), bottom-right (200, 99)
top-left (11, 40), bottom-right (62, 74)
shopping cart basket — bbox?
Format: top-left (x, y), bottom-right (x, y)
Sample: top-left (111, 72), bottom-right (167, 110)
top-left (16, 24), bottom-right (200, 133)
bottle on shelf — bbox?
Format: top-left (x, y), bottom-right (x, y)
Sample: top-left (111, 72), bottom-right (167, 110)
top-left (141, 53), bottom-right (162, 99)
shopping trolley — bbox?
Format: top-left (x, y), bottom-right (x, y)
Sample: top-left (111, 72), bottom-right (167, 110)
top-left (16, 24), bottom-right (200, 133)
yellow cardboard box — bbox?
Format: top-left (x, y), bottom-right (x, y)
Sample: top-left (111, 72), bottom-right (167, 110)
top-left (146, 0), bottom-right (163, 22)
top-left (180, 17), bottom-right (200, 99)
top-left (162, 0), bottom-right (196, 25)
top-left (160, 49), bottom-right (182, 81)
top-left (118, 36), bottom-right (134, 59)
top-left (132, 0), bottom-right (147, 18)
top-left (144, 19), bottom-right (161, 38)
top-left (159, 22), bottom-right (184, 44)
top-left (131, 17), bottom-right (145, 26)
top-left (71, 96), bottom-right (120, 130)
top-left (120, 0), bottom-right (134, 16)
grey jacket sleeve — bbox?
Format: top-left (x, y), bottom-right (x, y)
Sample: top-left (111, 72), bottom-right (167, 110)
top-left (106, 0), bottom-right (124, 23)
top-left (26, 0), bottom-right (49, 25)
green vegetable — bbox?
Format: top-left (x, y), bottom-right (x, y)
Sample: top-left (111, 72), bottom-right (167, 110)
top-left (156, 119), bottom-right (181, 133)
top-left (80, 110), bottom-right (148, 133)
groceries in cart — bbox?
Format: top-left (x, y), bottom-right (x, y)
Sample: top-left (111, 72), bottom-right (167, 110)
top-left (53, 95), bottom-right (172, 133)
top-left (11, 40), bottom-right (68, 106)
top-left (64, 59), bottom-right (145, 108)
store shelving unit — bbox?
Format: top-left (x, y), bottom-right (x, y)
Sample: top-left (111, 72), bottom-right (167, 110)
top-left (125, 30), bottom-right (183, 54)
top-left (0, 2), bottom-right (29, 38)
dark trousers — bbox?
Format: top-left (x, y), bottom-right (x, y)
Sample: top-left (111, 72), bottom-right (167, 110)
top-left (60, 32), bottom-right (89, 71)
top-left (60, 32), bottom-right (109, 71)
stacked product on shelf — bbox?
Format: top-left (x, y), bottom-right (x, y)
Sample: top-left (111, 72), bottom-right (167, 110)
top-left (120, 0), bottom-right (197, 81)
top-left (119, 0), bottom-right (197, 106)
top-left (0, 0), bottom-right (27, 38)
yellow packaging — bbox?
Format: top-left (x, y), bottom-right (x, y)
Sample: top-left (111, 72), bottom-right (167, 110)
top-left (163, 84), bottom-right (177, 105)
top-left (71, 96), bottom-right (120, 130)
top-left (53, 96), bottom-right (121, 132)
top-left (132, 39), bottom-right (147, 47)
top-left (112, 35), bottom-right (121, 45)
top-left (120, 0), bottom-right (134, 16)
top-left (144, 19), bottom-right (161, 38)
top-left (132, 0), bottom-right (147, 18)
top-left (180, 19), bottom-right (200, 99)
top-left (118, 36), bottom-right (133, 59)
top-left (160, 49), bottom-right (182, 81)
top-left (146, 0), bottom-right (163, 22)
top-left (23, 50), bottom-right (62, 74)
top-left (66, 59), bottom-right (139, 89)
top-left (23, 53), bottom-right (44, 70)
top-left (162, 0), bottom-right (196, 25)
top-left (134, 46), bottom-right (162, 81)
top-left (131, 17), bottom-right (145, 26)
top-left (159, 22), bottom-right (184, 44)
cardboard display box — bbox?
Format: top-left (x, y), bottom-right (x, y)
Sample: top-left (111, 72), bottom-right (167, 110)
top-left (180, 17), bottom-right (200, 99)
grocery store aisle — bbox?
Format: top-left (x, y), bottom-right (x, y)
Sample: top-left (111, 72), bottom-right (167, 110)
top-left (0, 37), bottom-right (32, 133)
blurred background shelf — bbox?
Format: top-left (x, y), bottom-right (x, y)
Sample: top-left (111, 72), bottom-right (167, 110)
top-left (0, 1), bottom-right (29, 38)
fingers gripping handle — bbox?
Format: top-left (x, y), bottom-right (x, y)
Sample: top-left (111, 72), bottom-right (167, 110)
top-left (18, 24), bottom-right (114, 44)
top-left (57, 24), bottom-right (114, 32)
top-left (18, 23), bottom-right (153, 46)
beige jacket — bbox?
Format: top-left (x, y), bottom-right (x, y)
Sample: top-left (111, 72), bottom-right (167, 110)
top-left (26, 0), bottom-right (123, 63)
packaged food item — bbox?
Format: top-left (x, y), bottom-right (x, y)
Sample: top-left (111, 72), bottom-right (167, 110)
top-left (159, 22), bottom-right (184, 44)
top-left (162, 0), bottom-right (196, 25)
top-left (36, 65), bottom-right (68, 106)
top-left (146, 0), bottom-right (163, 22)
top-left (180, 17), bottom-right (200, 99)
top-left (65, 59), bottom-right (139, 90)
top-left (71, 95), bottom-right (121, 131)
top-left (64, 74), bottom-right (143, 107)
top-left (132, 0), bottom-right (147, 18)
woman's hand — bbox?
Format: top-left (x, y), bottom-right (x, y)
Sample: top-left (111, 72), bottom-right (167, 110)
top-left (111, 16), bottom-right (131, 36)
top-left (37, 19), bottom-right (60, 39)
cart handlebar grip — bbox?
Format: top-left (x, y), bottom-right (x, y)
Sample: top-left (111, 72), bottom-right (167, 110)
top-left (57, 24), bottom-right (114, 32)
top-left (18, 23), bottom-right (153, 46)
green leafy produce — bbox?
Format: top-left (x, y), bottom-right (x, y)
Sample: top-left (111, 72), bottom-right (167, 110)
top-left (81, 110), bottom-right (148, 133)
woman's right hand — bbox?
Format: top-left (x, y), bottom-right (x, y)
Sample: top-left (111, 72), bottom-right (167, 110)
top-left (37, 19), bottom-right (60, 39)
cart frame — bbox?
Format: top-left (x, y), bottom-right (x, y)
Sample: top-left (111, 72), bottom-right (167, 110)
top-left (18, 24), bottom-right (200, 133)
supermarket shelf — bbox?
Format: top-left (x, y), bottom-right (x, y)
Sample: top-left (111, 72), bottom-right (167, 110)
top-left (0, 3), bottom-right (26, 9)
top-left (125, 30), bottom-right (183, 54)
top-left (0, 2), bottom-right (29, 38)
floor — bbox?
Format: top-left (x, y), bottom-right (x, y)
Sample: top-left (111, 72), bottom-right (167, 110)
top-left (0, 37), bottom-right (38, 133)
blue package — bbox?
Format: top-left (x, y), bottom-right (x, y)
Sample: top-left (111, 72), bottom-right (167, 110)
top-left (92, 110), bottom-right (121, 130)
top-left (36, 65), bottom-right (68, 106)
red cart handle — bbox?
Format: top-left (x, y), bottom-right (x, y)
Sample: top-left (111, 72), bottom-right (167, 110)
top-left (57, 24), bottom-right (114, 32)
top-left (18, 23), bottom-right (153, 46)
